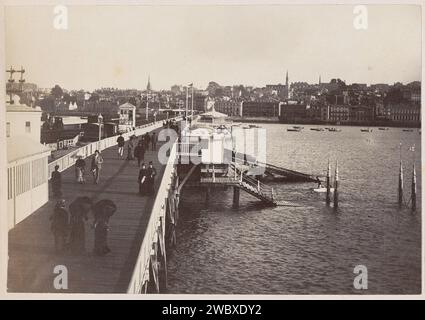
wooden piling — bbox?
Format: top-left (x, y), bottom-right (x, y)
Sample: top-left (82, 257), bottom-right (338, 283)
top-left (205, 187), bottom-right (210, 205)
top-left (333, 160), bottom-right (339, 209)
top-left (398, 160), bottom-right (404, 208)
top-left (326, 160), bottom-right (331, 206)
top-left (412, 163), bottom-right (416, 212)
top-left (232, 186), bottom-right (240, 209)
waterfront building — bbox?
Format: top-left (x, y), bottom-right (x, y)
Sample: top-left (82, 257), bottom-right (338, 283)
top-left (386, 103), bottom-right (421, 125)
top-left (214, 100), bottom-right (242, 117)
top-left (6, 98), bottom-right (51, 230)
top-left (278, 102), bottom-right (307, 123)
top-left (240, 101), bottom-right (279, 118)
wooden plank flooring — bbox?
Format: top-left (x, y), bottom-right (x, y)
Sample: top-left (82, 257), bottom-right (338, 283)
top-left (8, 129), bottom-right (167, 293)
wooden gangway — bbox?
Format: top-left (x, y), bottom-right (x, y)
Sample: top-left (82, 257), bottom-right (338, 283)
top-left (231, 153), bottom-right (318, 182)
top-left (200, 165), bottom-right (276, 206)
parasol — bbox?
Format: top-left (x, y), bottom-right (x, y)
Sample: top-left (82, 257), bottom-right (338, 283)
top-left (93, 199), bottom-right (117, 220)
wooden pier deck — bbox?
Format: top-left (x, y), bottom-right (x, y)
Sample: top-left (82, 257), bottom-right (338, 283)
top-left (8, 129), bottom-right (167, 293)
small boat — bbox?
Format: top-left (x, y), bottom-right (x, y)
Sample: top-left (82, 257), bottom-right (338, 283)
top-left (328, 127), bottom-right (341, 132)
top-left (378, 127), bottom-right (389, 131)
top-left (312, 187), bottom-right (334, 193)
top-left (292, 126), bottom-right (304, 129)
top-left (361, 128), bottom-right (372, 132)
top-left (403, 129), bottom-right (414, 132)
top-left (287, 127), bottom-right (302, 132)
top-left (310, 128), bottom-right (325, 131)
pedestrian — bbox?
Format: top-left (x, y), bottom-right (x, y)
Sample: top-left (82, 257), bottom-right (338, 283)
top-left (146, 161), bottom-right (157, 195)
top-left (144, 133), bottom-right (150, 151)
top-left (92, 200), bottom-right (116, 256)
top-left (93, 217), bottom-right (110, 256)
top-left (138, 163), bottom-right (148, 195)
top-left (51, 165), bottom-right (62, 198)
top-left (91, 150), bottom-right (103, 184)
top-left (68, 196), bottom-right (92, 254)
top-left (127, 136), bottom-right (135, 160)
top-left (134, 141), bottom-right (145, 167)
top-left (50, 199), bottom-right (69, 254)
top-left (116, 133), bottom-right (125, 158)
top-left (75, 156), bottom-right (86, 184)
top-left (151, 132), bottom-right (157, 151)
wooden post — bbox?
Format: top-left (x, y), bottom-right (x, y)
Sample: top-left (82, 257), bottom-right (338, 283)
top-left (333, 160), bottom-right (339, 209)
top-left (326, 160), bottom-right (331, 206)
top-left (412, 163), bottom-right (416, 212)
top-left (205, 187), bottom-right (210, 205)
top-left (398, 160), bottom-right (404, 208)
top-left (232, 186), bottom-right (240, 209)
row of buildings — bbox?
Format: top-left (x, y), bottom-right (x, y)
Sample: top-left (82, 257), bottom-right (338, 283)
top-left (213, 100), bottom-right (421, 126)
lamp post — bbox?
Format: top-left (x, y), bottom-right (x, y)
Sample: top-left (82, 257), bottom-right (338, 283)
top-left (98, 113), bottom-right (103, 142)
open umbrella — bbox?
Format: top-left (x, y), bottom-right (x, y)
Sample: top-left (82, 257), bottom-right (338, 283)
top-left (93, 199), bottom-right (117, 221)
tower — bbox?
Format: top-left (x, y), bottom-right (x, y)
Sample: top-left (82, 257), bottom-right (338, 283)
top-left (319, 75), bottom-right (321, 85)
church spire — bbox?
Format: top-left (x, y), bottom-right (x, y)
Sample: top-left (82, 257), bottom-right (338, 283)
top-left (147, 74), bottom-right (151, 91)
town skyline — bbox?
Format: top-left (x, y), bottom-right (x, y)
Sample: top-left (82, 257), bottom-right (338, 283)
top-left (5, 5), bottom-right (421, 91)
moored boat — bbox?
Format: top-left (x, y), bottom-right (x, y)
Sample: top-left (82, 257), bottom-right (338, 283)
top-left (361, 128), bottom-right (372, 132)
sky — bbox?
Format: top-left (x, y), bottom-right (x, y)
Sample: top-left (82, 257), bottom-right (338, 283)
top-left (4, 4), bottom-right (422, 91)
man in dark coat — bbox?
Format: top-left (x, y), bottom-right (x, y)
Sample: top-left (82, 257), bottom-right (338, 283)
top-left (116, 134), bottom-right (125, 158)
top-left (134, 141), bottom-right (145, 167)
top-left (68, 197), bottom-right (92, 254)
top-left (144, 133), bottom-right (151, 151)
top-left (151, 132), bottom-right (158, 151)
top-left (50, 199), bottom-right (69, 254)
top-left (127, 136), bottom-right (135, 160)
top-left (146, 161), bottom-right (157, 195)
top-left (51, 165), bottom-right (62, 198)
top-left (138, 163), bottom-right (148, 195)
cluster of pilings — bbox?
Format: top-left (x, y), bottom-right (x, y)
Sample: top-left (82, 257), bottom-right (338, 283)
top-left (398, 158), bottom-right (417, 212)
top-left (325, 160), bottom-right (339, 210)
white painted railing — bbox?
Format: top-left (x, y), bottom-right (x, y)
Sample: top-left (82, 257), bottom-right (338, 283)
top-left (127, 140), bottom-right (178, 293)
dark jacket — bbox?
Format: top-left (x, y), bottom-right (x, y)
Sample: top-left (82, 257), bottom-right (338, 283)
top-left (75, 158), bottom-right (86, 169)
top-left (117, 136), bottom-right (125, 147)
top-left (134, 145), bottom-right (145, 158)
top-left (50, 206), bottom-right (69, 234)
top-left (51, 171), bottom-right (61, 187)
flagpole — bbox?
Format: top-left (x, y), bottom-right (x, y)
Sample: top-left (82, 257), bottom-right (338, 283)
top-left (191, 84), bottom-right (194, 118)
top-left (185, 86), bottom-right (188, 128)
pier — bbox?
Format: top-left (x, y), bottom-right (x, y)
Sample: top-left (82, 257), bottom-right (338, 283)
top-left (8, 120), bottom-right (181, 293)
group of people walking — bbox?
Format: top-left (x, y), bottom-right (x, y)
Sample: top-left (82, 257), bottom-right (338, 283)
top-left (49, 129), bottom-right (161, 255)
top-left (118, 131), bottom-right (157, 163)
top-left (49, 197), bottom-right (116, 256)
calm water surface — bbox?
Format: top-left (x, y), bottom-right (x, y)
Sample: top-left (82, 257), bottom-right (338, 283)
top-left (167, 124), bottom-right (422, 294)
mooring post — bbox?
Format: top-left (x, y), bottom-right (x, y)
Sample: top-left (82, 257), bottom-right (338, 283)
top-left (398, 159), bottom-right (404, 208)
top-left (333, 160), bottom-right (339, 209)
top-left (412, 163), bottom-right (416, 212)
top-left (232, 186), bottom-right (240, 209)
top-left (326, 159), bottom-right (331, 206)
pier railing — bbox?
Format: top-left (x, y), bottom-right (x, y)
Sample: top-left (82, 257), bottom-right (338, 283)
top-left (127, 140), bottom-right (178, 293)
top-left (47, 118), bottom-right (181, 178)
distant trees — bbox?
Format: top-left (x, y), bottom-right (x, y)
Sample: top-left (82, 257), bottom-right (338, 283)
top-left (51, 85), bottom-right (63, 99)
